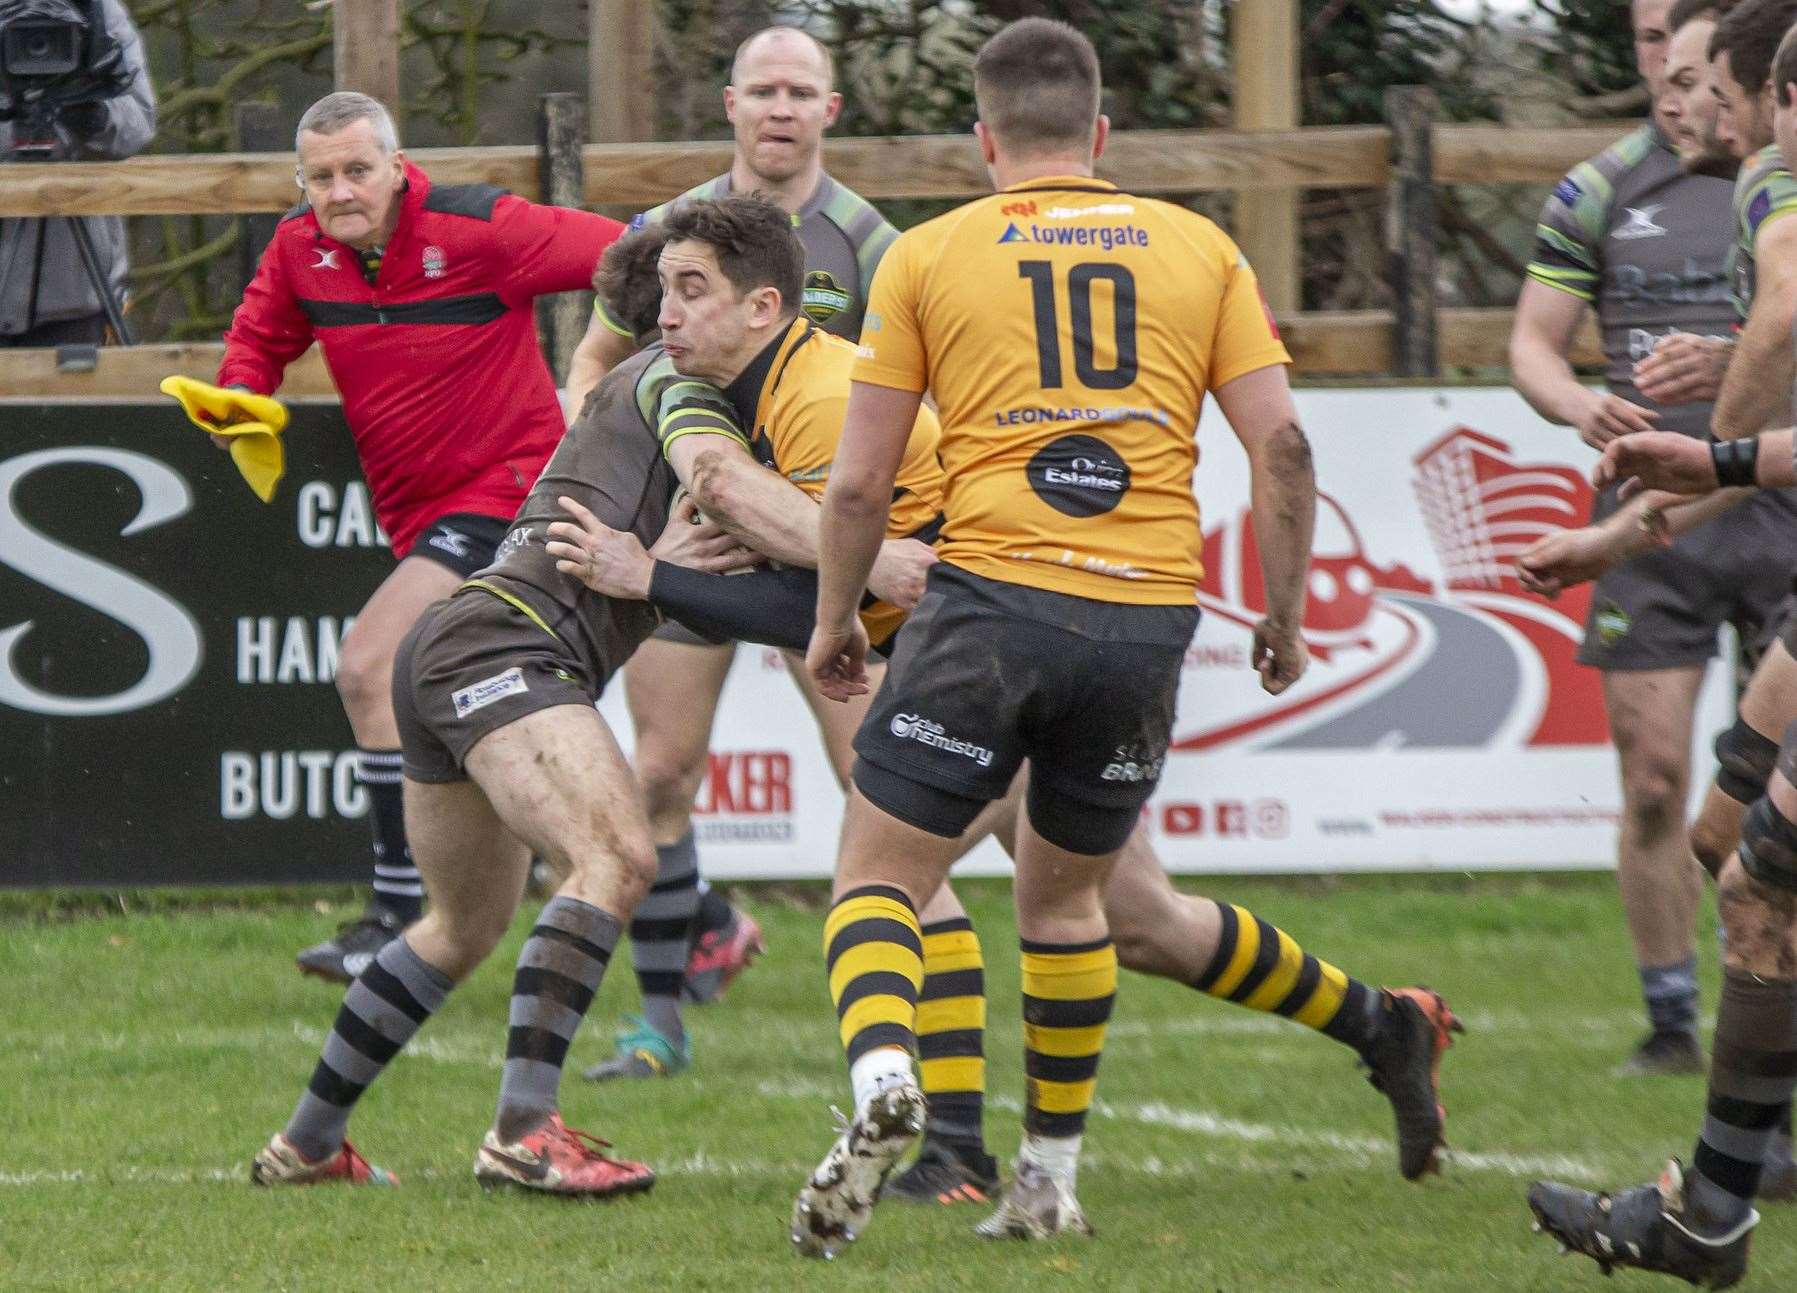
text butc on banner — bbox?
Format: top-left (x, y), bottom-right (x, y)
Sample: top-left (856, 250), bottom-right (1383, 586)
top-left (1, 389), bottom-right (1731, 888)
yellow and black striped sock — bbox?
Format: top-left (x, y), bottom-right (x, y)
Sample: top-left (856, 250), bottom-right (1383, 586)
top-left (1192, 900), bottom-right (1381, 1054)
top-left (824, 884), bottom-right (924, 1067)
top-left (1022, 937), bottom-right (1118, 1139)
top-left (916, 918), bottom-right (986, 1148)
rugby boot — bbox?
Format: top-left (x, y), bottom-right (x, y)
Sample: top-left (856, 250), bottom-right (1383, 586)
top-left (791, 1079), bottom-right (925, 1259)
top-left (973, 1158), bottom-right (1093, 1240)
top-left (473, 1113), bottom-right (655, 1197)
top-left (1361, 986), bottom-right (1464, 1179)
top-left (295, 904), bottom-right (404, 984)
top-left (251, 1133), bottom-right (396, 1186)
top-left (683, 906), bottom-right (766, 1004)
top-left (582, 1014), bottom-right (691, 1082)
top-left (1617, 1029), bottom-right (1706, 1078)
top-left (1528, 1159), bottom-right (1754, 1288)
top-left (887, 1137), bottom-right (1002, 1205)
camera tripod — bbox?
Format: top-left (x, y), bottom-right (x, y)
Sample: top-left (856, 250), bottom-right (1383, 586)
top-left (6, 100), bottom-right (134, 345)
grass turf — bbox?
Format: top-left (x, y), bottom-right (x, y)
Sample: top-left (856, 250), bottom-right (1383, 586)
top-left (2, 872), bottom-right (1789, 1291)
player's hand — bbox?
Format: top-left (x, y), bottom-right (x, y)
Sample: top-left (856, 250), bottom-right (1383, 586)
top-left (1515, 524), bottom-right (1629, 598)
top-left (649, 495), bottom-right (765, 574)
top-left (1633, 333), bottom-right (1732, 406)
top-left (1594, 431), bottom-right (1719, 497)
top-left (806, 617), bottom-right (870, 703)
top-left (1572, 390), bottom-right (1659, 449)
top-left (867, 538), bottom-right (939, 611)
top-left (1251, 617), bottom-right (1307, 695)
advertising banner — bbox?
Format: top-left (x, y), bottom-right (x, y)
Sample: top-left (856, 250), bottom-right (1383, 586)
top-left (0, 401), bottom-right (389, 886)
top-left (2, 389), bottom-right (1731, 886)
top-left (600, 387), bottom-right (1732, 878)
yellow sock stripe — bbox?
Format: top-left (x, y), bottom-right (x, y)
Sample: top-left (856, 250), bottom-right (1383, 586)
top-left (1291, 960), bottom-right (1351, 1030)
top-left (1020, 946), bottom-right (1117, 1002)
top-left (1203, 904), bottom-right (1263, 999)
top-left (920, 1055), bottom-right (986, 1094)
top-left (829, 941), bottom-right (924, 1006)
top-left (921, 929), bottom-right (984, 973)
top-left (915, 995), bottom-right (985, 1035)
top-left (1022, 1020), bottom-right (1108, 1057)
top-left (838, 994), bottom-right (916, 1055)
top-left (823, 892), bottom-right (921, 954)
top-left (1241, 927), bottom-right (1307, 1012)
top-left (1029, 1076), bottom-right (1099, 1114)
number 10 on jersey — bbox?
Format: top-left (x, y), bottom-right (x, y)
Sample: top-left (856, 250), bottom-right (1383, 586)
top-left (1018, 260), bottom-right (1139, 391)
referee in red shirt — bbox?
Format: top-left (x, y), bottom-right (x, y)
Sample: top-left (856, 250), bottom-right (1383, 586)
top-left (219, 91), bottom-right (623, 979)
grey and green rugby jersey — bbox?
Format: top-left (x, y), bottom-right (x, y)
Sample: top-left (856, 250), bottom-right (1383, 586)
top-left (1526, 124), bottom-right (1733, 439)
top-left (1729, 143), bottom-right (1797, 320)
top-left (598, 171), bottom-right (898, 340)
top-left (473, 345), bottom-right (748, 668)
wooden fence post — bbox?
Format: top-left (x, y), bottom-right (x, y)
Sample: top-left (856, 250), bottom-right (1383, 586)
top-left (235, 103), bottom-right (284, 294)
top-left (1385, 86), bottom-right (1439, 378)
top-left (1231, 0), bottom-right (1300, 314)
top-left (590, 0), bottom-right (655, 143)
top-left (537, 93), bottom-right (590, 386)
top-left (333, 0), bottom-right (401, 110)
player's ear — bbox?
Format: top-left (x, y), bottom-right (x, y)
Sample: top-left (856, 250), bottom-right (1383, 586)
top-left (390, 148), bottom-right (406, 187)
top-left (823, 91), bottom-right (842, 127)
top-left (724, 85), bottom-right (738, 124)
top-left (974, 120), bottom-right (996, 166)
top-left (1092, 115), bottom-right (1110, 162)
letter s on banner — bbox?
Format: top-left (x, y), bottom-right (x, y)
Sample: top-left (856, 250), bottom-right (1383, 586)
top-left (0, 448), bottom-right (203, 716)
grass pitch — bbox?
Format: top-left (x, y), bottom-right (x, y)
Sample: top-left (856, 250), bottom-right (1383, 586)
top-left (3, 872), bottom-right (1792, 1291)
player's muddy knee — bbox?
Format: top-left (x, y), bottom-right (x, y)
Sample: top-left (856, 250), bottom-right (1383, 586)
top-left (1719, 822), bottom-right (1797, 978)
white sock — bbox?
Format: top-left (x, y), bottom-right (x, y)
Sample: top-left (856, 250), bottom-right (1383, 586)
top-left (1021, 1133), bottom-right (1082, 1185)
top-left (849, 1047), bottom-right (914, 1112)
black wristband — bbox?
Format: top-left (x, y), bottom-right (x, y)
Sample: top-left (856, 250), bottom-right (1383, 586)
top-left (1711, 436), bottom-right (1761, 488)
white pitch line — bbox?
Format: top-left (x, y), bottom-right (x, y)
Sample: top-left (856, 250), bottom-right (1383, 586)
top-left (755, 1080), bottom-right (1606, 1181)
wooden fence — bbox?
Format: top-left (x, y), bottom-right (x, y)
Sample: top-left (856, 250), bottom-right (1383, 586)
top-left (0, 93), bottom-right (1608, 397)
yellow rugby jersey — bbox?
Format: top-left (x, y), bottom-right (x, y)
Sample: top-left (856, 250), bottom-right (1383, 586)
top-left (720, 316), bottom-right (945, 644)
top-left (854, 177), bottom-right (1291, 603)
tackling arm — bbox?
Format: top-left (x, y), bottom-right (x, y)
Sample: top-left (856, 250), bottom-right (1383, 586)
top-left (1712, 217), bottom-right (1797, 440)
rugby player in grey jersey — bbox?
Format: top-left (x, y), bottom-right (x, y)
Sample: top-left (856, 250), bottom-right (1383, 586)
top-left (1511, 0), bottom-right (1797, 1083)
top-left (564, 24), bottom-right (907, 1090)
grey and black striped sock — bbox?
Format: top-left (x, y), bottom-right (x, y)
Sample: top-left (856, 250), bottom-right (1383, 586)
top-left (359, 749), bottom-right (423, 924)
top-left (631, 833), bottom-right (700, 1043)
top-left (1689, 970), bottom-right (1797, 1234)
top-left (285, 936), bottom-right (453, 1162)
top-left (495, 895), bottom-right (622, 1140)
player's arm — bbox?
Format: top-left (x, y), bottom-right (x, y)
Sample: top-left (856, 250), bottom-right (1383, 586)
top-left (810, 382), bottom-right (920, 699)
top-left (666, 434), bottom-right (821, 568)
top-left (1598, 428), bottom-right (1797, 493)
top-left (1215, 363), bottom-right (1314, 695)
top-left (1515, 487), bottom-right (1749, 597)
top-left (1711, 216), bottom-right (1797, 440)
top-left (565, 308), bottom-right (638, 419)
top-left (1509, 279), bottom-right (1658, 447)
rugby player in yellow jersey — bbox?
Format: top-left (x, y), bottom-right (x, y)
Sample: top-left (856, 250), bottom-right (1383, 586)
top-left (560, 214), bottom-right (1464, 1221)
top-left (772, 20), bottom-right (1459, 1256)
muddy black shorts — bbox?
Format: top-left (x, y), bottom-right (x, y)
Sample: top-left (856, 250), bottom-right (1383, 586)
top-left (851, 564), bottom-right (1197, 854)
top-left (393, 584), bottom-right (604, 782)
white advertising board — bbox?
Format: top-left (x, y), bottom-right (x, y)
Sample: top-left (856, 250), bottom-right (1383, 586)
top-left (600, 387), bottom-right (1733, 878)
